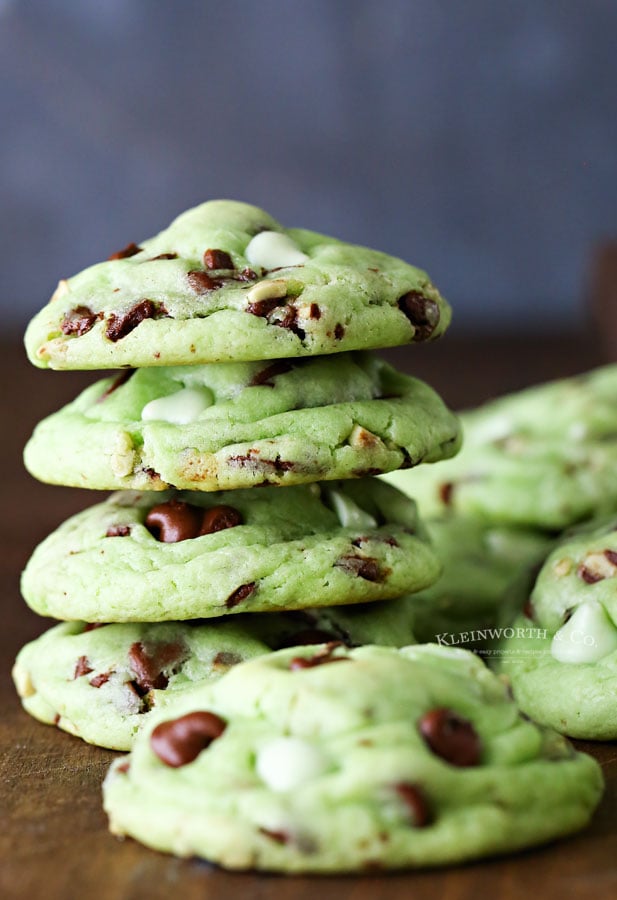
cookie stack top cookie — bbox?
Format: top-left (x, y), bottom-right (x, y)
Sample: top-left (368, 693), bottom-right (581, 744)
top-left (25, 199), bottom-right (451, 369)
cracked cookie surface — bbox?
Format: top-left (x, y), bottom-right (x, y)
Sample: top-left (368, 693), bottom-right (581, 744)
top-left (24, 351), bottom-right (460, 491)
top-left (21, 479), bottom-right (441, 621)
top-left (25, 200), bottom-right (451, 369)
top-left (102, 643), bottom-right (603, 872)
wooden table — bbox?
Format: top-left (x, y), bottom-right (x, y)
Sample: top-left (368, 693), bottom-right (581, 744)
top-left (2, 333), bottom-right (616, 899)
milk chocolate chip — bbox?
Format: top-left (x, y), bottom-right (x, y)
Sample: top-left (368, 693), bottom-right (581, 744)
top-left (203, 248), bottom-right (233, 270)
top-left (128, 640), bottom-right (187, 693)
top-left (397, 291), bottom-right (440, 340)
top-left (150, 711), bottom-right (227, 767)
top-left (146, 500), bottom-right (203, 542)
top-left (418, 707), bottom-right (481, 767)
top-left (61, 305), bottom-right (101, 337)
top-left (200, 505), bottom-right (243, 535)
top-left (106, 299), bottom-right (165, 342)
top-left (395, 782), bottom-right (431, 827)
top-left (108, 242), bottom-right (142, 260)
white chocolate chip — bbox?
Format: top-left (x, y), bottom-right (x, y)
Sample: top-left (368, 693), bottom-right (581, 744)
top-left (110, 432), bottom-right (136, 477)
top-left (325, 488), bottom-right (378, 530)
top-left (348, 424), bottom-right (383, 450)
top-left (256, 736), bottom-right (328, 792)
top-left (141, 387), bottom-right (214, 425)
top-left (551, 600), bottom-right (617, 664)
top-left (12, 662), bottom-right (36, 698)
top-left (245, 231), bottom-right (309, 269)
top-left (553, 557), bottom-right (573, 577)
top-left (246, 279), bottom-right (288, 304)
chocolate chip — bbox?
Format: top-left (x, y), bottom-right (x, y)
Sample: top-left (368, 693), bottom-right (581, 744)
top-left (106, 524), bottom-right (132, 538)
top-left (335, 555), bottom-right (382, 582)
top-left (397, 291), bottom-right (440, 340)
top-left (605, 549), bottom-right (617, 566)
top-left (84, 623), bottom-right (107, 632)
top-left (61, 305), bottom-right (101, 337)
top-left (309, 303), bottom-right (321, 319)
top-left (89, 672), bottom-right (111, 688)
top-left (289, 642), bottom-right (348, 670)
top-left (418, 707), bottom-right (481, 767)
top-left (150, 711), bottom-right (227, 767)
top-left (187, 270), bottom-right (224, 293)
top-left (150, 252), bottom-right (178, 260)
top-left (249, 360), bottom-right (293, 387)
top-left (235, 267), bottom-right (259, 282)
top-left (200, 505), bottom-right (243, 535)
top-left (116, 760), bottom-right (131, 775)
top-left (203, 248), bottom-right (234, 270)
top-left (578, 565), bottom-right (604, 584)
top-left (226, 582), bottom-right (256, 608)
top-left (145, 500), bottom-right (203, 542)
top-left (212, 651), bottom-right (243, 669)
top-left (247, 296), bottom-right (285, 317)
top-left (128, 641), bottom-right (187, 693)
top-left (523, 599), bottom-right (535, 620)
top-left (108, 242), bottom-right (142, 261)
top-left (106, 299), bottom-right (165, 342)
top-left (96, 369), bottom-right (135, 403)
top-left (73, 656), bottom-right (93, 679)
top-left (258, 827), bottom-right (290, 845)
top-left (439, 482), bottom-right (455, 506)
top-left (334, 323), bottom-right (345, 340)
top-left (395, 783), bottom-right (431, 827)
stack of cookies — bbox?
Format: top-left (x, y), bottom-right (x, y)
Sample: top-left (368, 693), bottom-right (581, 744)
top-left (13, 201), bottom-right (605, 872)
top-left (14, 199), bottom-right (461, 750)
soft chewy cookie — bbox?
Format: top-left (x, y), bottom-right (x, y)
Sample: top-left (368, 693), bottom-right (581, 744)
top-left (12, 620), bottom-right (270, 751)
top-left (25, 200), bottom-right (451, 370)
top-left (384, 365), bottom-right (617, 529)
top-left (21, 479), bottom-right (440, 622)
top-left (497, 515), bottom-right (617, 738)
top-left (24, 352), bottom-right (460, 492)
top-left (103, 643), bottom-right (603, 873)
top-left (408, 514), bottom-right (552, 646)
top-left (13, 598), bottom-right (419, 750)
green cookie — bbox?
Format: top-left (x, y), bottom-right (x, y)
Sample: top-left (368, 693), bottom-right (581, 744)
top-left (13, 598), bottom-right (419, 751)
top-left (103, 644), bottom-right (603, 873)
top-left (22, 480), bottom-right (440, 622)
top-left (12, 620), bottom-right (270, 751)
top-left (24, 352), bottom-right (460, 492)
top-left (497, 515), bottom-right (617, 738)
top-left (408, 514), bottom-right (552, 647)
top-left (384, 365), bottom-right (617, 530)
top-left (25, 200), bottom-right (451, 370)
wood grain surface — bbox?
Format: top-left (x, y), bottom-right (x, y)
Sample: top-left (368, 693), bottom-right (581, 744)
top-left (2, 334), bottom-right (616, 900)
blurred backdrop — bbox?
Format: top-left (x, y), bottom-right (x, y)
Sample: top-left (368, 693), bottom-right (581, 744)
top-left (1, 0), bottom-right (615, 335)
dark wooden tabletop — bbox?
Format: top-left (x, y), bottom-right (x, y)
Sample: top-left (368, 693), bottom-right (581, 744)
top-left (2, 332), bottom-right (616, 900)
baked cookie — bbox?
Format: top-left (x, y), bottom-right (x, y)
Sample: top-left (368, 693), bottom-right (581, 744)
top-left (24, 200), bottom-right (451, 370)
top-left (13, 598), bottom-right (419, 750)
top-left (103, 643), bottom-right (603, 872)
top-left (21, 479), bottom-right (440, 622)
top-left (384, 365), bottom-right (617, 529)
top-left (408, 514), bottom-right (552, 646)
top-left (24, 352), bottom-right (460, 492)
top-left (12, 620), bottom-right (270, 751)
top-left (497, 515), bottom-right (617, 738)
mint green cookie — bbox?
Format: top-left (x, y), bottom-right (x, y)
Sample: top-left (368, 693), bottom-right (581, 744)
top-left (21, 480), bottom-right (440, 622)
top-left (103, 644), bottom-right (603, 872)
top-left (13, 598), bottom-right (419, 750)
top-left (384, 365), bottom-right (617, 529)
top-left (24, 352), bottom-right (460, 492)
top-left (497, 515), bottom-right (617, 738)
top-left (409, 515), bottom-right (552, 646)
top-left (12, 620), bottom-right (270, 751)
top-left (25, 200), bottom-right (451, 370)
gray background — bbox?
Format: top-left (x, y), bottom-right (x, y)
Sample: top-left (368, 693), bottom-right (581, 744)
top-left (1, 0), bottom-right (615, 334)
